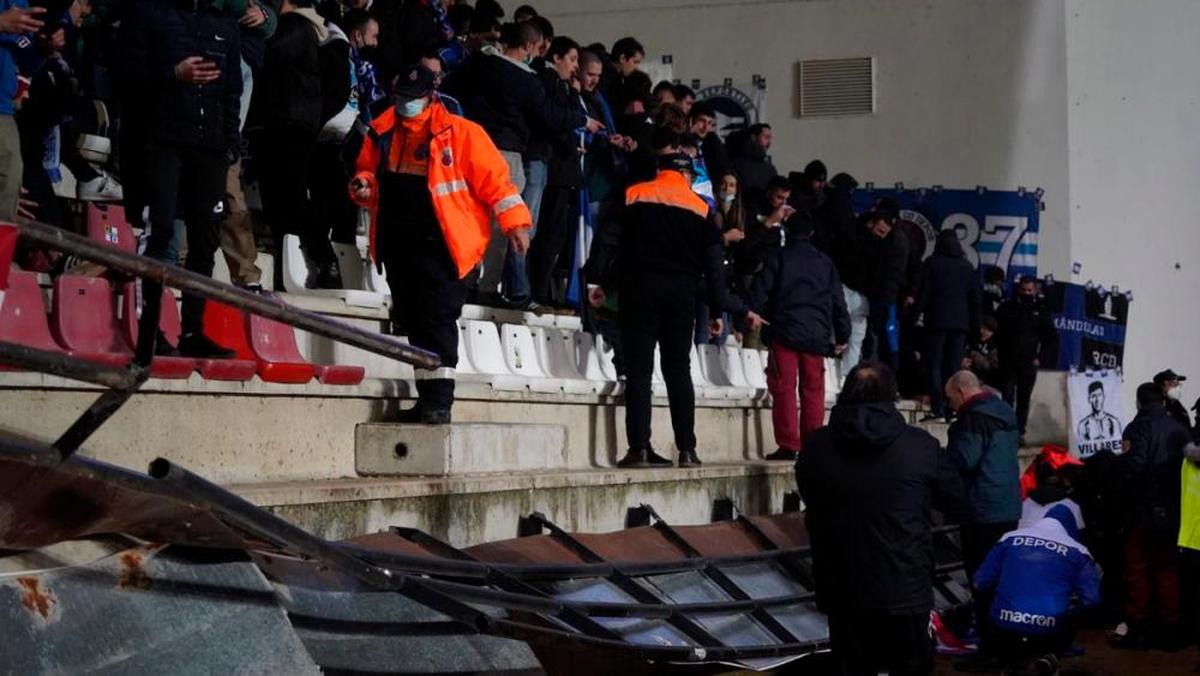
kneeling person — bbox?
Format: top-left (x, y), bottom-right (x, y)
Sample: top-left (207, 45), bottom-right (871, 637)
top-left (351, 64), bottom-right (532, 423)
top-left (973, 505), bottom-right (1102, 673)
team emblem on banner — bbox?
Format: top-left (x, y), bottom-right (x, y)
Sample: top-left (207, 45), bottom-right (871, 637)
top-left (1067, 369), bottom-right (1125, 459)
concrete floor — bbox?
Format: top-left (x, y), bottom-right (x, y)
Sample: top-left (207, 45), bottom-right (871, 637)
top-left (931, 629), bottom-right (1197, 675)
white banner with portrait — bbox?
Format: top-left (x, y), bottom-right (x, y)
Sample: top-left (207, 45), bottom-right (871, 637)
top-left (1068, 369), bottom-right (1126, 459)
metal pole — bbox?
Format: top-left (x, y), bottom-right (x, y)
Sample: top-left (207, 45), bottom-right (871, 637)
top-left (0, 341), bottom-right (142, 390)
top-left (13, 219), bottom-right (440, 370)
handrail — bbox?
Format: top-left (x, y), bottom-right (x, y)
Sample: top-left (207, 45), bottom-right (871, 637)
top-left (10, 218), bottom-right (440, 370)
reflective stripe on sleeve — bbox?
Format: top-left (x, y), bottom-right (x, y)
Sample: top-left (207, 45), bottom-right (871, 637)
top-left (433, 179), bottom-right (469, 196)
top-left (492, 194), bottom-right (525, 215)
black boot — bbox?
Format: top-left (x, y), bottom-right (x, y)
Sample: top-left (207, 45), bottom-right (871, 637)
top-left (154, 329), bottom-right (180, 357)
top-left (616, 447), bottom-right (672, 468)
top-left (178, 333), bottom-right (236, 359)
top-left (307, 261), bottom-right (342, 290)
top-left (678, 450), bottom-right (703, 467)
top-left (764, 448), bottom-right (799, 461)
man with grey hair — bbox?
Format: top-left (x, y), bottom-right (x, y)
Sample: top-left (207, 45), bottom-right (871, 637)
top-left (945, 369), bottom-right (1022, 667)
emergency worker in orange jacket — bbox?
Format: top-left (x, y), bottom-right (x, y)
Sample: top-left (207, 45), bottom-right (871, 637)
top-left (351, 63), bottom-right (532, 423)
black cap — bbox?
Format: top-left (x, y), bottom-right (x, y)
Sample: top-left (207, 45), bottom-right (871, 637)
top-left (1153, 369), bottom-right (1186, 385)
top-left (868, 196), bottom-right (900, 225)
top-left (657, 152), bottom-right (694, 174)
top-left (392, 64), bottom-right (437, 98)
top-left (803, 159), bottom-right (828, 183)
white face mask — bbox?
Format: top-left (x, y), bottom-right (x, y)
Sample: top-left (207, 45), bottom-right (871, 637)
top-left (719, 193), bottom-right (735, 204)
top-left (1167, 386), bottom-right (1182, 401)
top-left (396, 96), bottom-right (429, 118)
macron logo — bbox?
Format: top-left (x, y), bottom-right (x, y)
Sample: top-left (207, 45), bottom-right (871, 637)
top-left (999, 608), bottom-right (1056, 628)
top-left (1010, 536), bottom-right (1068, 556)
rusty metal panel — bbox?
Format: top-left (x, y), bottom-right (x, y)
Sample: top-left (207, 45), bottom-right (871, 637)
top-left (0, 544), bottom-right (320, 675)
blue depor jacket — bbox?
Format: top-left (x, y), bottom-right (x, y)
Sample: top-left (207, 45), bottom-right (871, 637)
top-left (947, 392), bottom-right (1022, 524)
top-left (974, 505), bottom-right (1102, 636)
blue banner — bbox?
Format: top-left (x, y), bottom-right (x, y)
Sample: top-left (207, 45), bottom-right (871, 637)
top-left (1039, 282), bottom-right (1130, 371)
top-left (852, 187), bottom-right (1041, 285)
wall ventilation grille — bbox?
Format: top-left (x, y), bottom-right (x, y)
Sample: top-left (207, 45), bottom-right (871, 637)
top-left (799, 57), bottom-right (875, 117)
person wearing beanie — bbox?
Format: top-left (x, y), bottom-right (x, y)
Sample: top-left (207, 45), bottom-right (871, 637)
top-left (586, 150), bottom-right (764, 468)
top-left (744, 211), bottom-right (850, 461)
top-left (970, 505), bottom-right (1102, 674)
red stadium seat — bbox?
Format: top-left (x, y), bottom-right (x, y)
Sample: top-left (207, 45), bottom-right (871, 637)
top-left (118, 284), bottom-right (196, 379)
top-left (201, 300), bottom-right (268, 382)
top-left (245, 311), bottom-right (317, 384)
top-left (315, 363), bottom-right (365, 385)
top-left (0, 271), bottom-right (68, 365)
top-left (85, 204), bottom-right (137, 254)
top-left (50, 275), bottom-right (130, 367)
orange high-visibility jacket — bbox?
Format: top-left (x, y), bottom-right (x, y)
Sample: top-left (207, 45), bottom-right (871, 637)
top-left (349, 101), bottom-right (532, 278)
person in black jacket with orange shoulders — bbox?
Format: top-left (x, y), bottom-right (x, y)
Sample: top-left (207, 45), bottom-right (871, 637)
top-left (918, 229), bottom-right (981, 421)
top-left (586, 149), bottom-right (764, 469)
top-left (744, 215), bottom-right (850, 461)
top-left (118, 0), bottom-right (242, 358)
top-left (799, 362), bottom-right (963, 676)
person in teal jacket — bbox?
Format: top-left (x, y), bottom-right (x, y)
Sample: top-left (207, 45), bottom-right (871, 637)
top-left (945, 369), bottom-right (1023, 665)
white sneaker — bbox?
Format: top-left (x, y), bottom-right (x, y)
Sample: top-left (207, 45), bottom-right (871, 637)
top-left (77, 173), bottom-right (124, 202)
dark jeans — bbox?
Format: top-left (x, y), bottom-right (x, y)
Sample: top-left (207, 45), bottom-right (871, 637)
top-left (527, 184), bottom-right (574, 304)
top-left (1000, 359), bottom-right (1038, 434)
top-left (962, 521), bottom-right (1019, 655)
top-left (143, 144), bottom-right (227, 335)
top-left (310, 140), bottom-right (358, 246)
top-left (927, 329), bottom-right (966, 415)
top-left (865, 301), bottom-right (898, 371)
top-left (991, 625), bottom-right (1075, 665)
top-left (620, 275), bottom-right (697, 453)
top-left (828, 611), bottom-right (932, 676)
top-left (379, 220), bottom-right (466, 413)
top-left (256, 125), bottom-right (337, 274)
top-left (1181, 547), bottom-right (1200, 642)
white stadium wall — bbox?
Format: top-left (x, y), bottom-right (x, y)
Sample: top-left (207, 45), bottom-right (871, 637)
top-left (1064, 0), bottom-right (1200, 408)
top-left (543, 0), bottom-right (1072, 276)
top-left (541, 0), bottom-right (1200, 410)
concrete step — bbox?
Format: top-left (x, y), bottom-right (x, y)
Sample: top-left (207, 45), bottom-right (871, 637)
top-left (237, 462), bottom-right (797, 547)
top-left (355, 422), bottom-right (567, 476)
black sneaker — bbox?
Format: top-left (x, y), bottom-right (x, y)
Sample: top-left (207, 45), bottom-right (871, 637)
top-left (764, 448), bottom-right (799, 461)
top-left (678, 450), bottom-right (702, 467)
top-left (177, 333), bottom-right (236, 359)
top-left (307, 263), bottom-right (342, 290)
top-left (241, 283), bottom-right (266, 294)
top-left (616, 447), bottom-right (673, 468)
top-left (1033, 653), bottom-right (1060, 676)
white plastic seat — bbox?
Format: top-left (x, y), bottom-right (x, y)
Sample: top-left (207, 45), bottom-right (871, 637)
top-left (651, 345), bottom-right (668, 398)
top-left (459, 320), bottom-right (527, 391)
top-left (689, 344), bottom-right (724, 400)
top-left (825, 357), bottom-right (841, 402)
top-left (741, 349), bottom-right (768, 390)
top-left (282, 234), bottom-right (383, 308)
top-left (576, 331), bottom-right (619, 394)
top-left (699, 344), bottom-right (754, 399)
top-left (721, 346), bottom-right (753, 388)
top-left (500, 323), bottom-right (564, 393)
top-left (534, 327), bottom-right (594, 394)
top-left (592, 334), bottom-right (624, 395)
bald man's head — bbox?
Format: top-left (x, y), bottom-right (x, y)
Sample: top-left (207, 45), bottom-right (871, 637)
top-left (945, 370), bottom-right (984, 412)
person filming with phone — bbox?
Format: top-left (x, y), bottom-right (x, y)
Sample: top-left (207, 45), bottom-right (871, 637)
top-left (118, 0), bottom-right (243, 358)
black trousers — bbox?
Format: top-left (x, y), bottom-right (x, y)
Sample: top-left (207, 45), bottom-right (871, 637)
top-left (379, 223), bottom-right (466, 412)
top-left (620, 276), bottom-right (697, 453)
top-left (256, 125), bottom-right (337, 272)
top-left (527, 185), bottom-right (574, 304)
top-left (310, 140), bottom-right (359, 246)
top-left (991, 625), bottom-right (1075, 665)
top-left (143, 144), bottom-right (227, 335)
top-left (865, 300), bottom-right (898, 371)
top-left (962, 521), bottom-right (1019, 655)
top-left (828, 611), bottom-right (932, 676)
top-left (1000, 359), bottom-right (1038, 434)
top-left (927, 329), bottom-right (966, 415)
top-left (1181, 548), bottom-right (1200, 642)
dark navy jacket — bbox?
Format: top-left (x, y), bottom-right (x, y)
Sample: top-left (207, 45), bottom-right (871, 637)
top-left (947, 392), bottom-right (1022, 524)
top-left (744, 236), bottom-right (851, 356)
top-left (917, 230), bottom-right (980, 332)
top-left (974, 505), bottom-right (1102, 636)
top-left (118, 0), bottom-right (242, 156)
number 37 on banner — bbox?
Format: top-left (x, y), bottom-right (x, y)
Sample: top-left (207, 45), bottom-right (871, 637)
top-left (942, 213), bottom-right (1028, 272)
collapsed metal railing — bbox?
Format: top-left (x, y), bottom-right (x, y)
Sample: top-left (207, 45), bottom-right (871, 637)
top-left (0, 217), bottom-right (970, 668)
top-left (1, 218), bottom-right (440, 459)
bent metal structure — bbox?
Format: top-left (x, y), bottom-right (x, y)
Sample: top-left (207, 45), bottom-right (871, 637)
top-left (0, 221), bottom-right (970, 673)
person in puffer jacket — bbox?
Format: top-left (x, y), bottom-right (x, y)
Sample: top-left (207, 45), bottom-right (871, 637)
top-left (973, 505), bottom-right (1102, 672)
